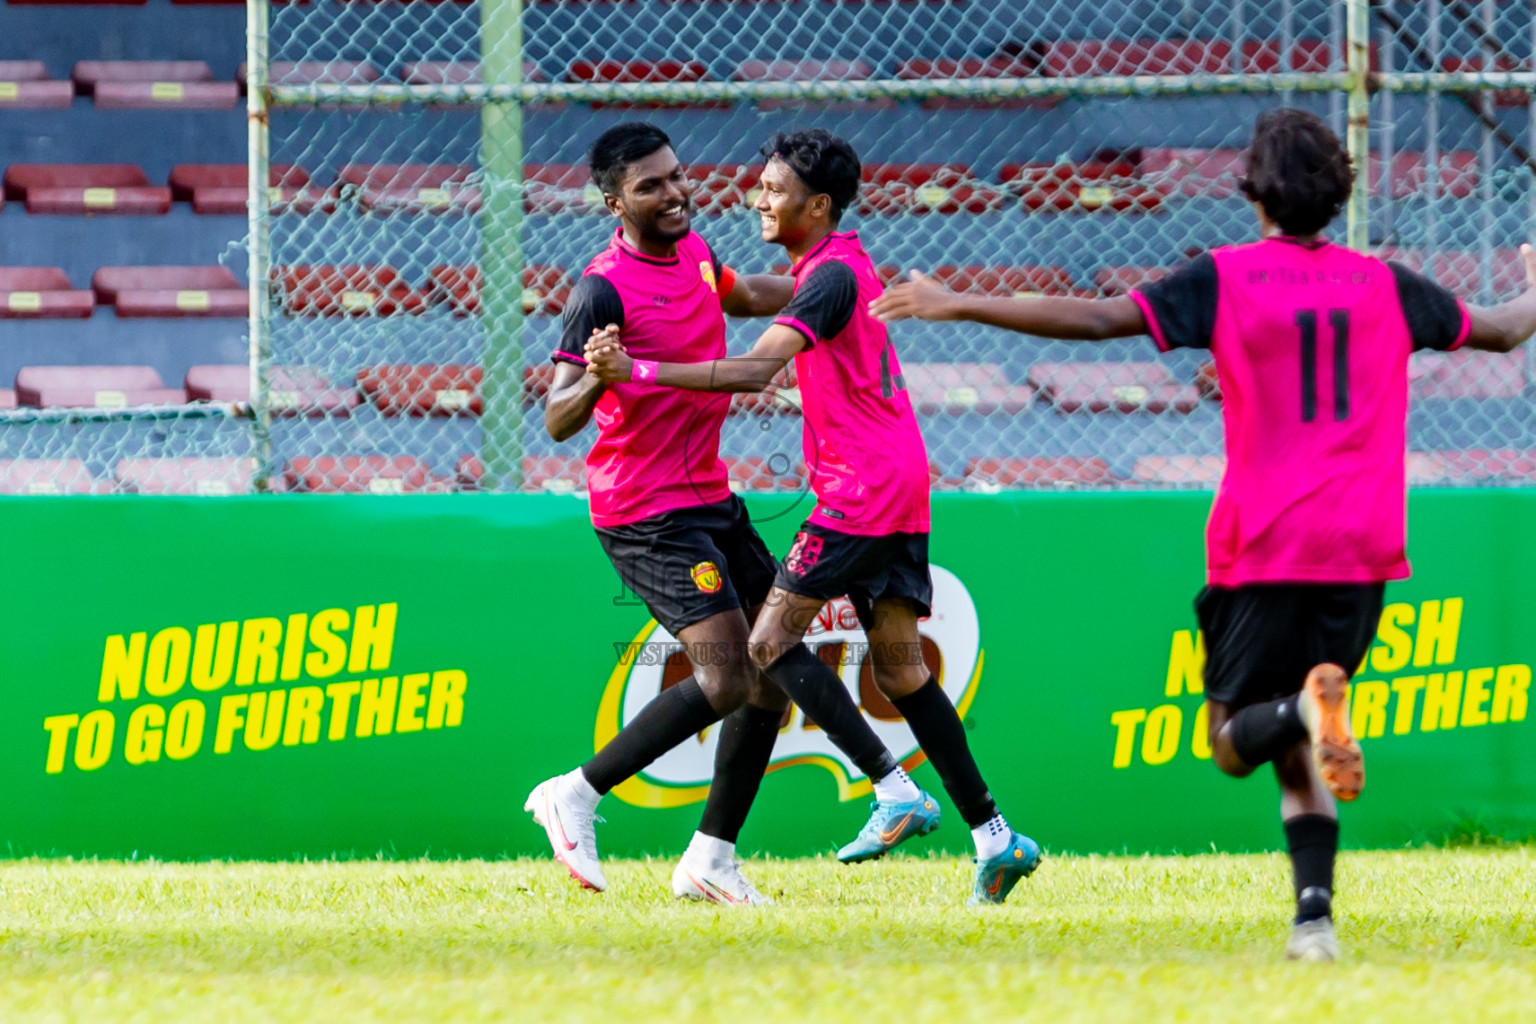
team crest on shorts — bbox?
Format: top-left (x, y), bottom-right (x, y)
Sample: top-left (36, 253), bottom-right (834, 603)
top-left (690, 561), bottom-right (723, 593)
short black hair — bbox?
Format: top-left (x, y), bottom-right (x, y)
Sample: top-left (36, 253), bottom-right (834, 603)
top-left (589, 122), bottom-right (673, 196)
top-left (760, 128), bottom-right (862, 222)
top-left (1239, 108), bottom-right (1354, 237)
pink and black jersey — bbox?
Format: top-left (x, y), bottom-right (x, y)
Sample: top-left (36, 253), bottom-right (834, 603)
top-left (555, 229), bottom-right (736, 528)
top-left (775, 231), bottom-right (930, 536)
top-left (1131, 236), bottom-right (1470, 586)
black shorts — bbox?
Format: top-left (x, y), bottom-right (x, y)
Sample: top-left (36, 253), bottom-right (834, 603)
top-left (773, 520), bottom-right (933, 631)
top-left (1195, 582), bottom-right (1385, 708)
top-left (596, 495), bottom-right (778, 636)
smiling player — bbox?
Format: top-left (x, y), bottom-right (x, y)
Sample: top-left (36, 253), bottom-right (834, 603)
top-left (870, 107), bottom-right (1536, 956)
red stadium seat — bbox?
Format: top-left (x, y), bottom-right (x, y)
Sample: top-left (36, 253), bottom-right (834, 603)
top-left (169, 163), bottom-right (318, 215)
top-left (0, 460), bottom-right (104, 496)
top-left (930, 264), bottom-right (1080, 297)
top-left (336, 163), bottom-right (481, 215)
top-left (964, 456), bottom-right (1116, 490)
top-left (1132, 455), bottom-right (1225, 486)
top-left (92, 266), bottom-right (246, 318)
top-left (425, 264), bottom-right (572, 317)
top-left (1002, 158), bottom-right (1162, 214)
top-left (1408, 449), bottom-right (1536, 485)
top-left (893, 55), bottom-right (1058, 109)
top-left (1142, 148), bottom-right (1247, 199)
top-left (858, 164), bottom-right (1005, 215)
top-left (566, 59), bottom-right (718, 109)
top-left (0, 62), bottom-right (73, 108)
top-left (1441, 55), bottom-right (1530, 107)
top-left (1410, 350), bottom-right (1527, 400)
top-left (523, 164), bottom-right (605, 214)
top-left (1195, 361), bottom-right (1221, 402)
top-left (733, 59), bottom-right (890, 109)
top-left (184, 364), bottom-right (362, 416)
top-left (930, 460), bottom-right (965, 493)
top-left (1027, 362), bottom-right (1203, 413)
top-left (688, 164), bottom-right (764, 214)
top-left (284, 455), bottom-right (442, 494)
top-left (3, 164), bottom-right (171, 215)
top-left (400, 60), bottom-right (545, 84)
top-left (520, 454), bottom-right (586, 494)
top-left (723, 456), bottom-right (805, 494)
top-left (1093, 265), bottom-right (1170, 297)
top-left (72, 60), bottom-right (237, 109)
top-left (1241, 39), bottom-right (1369, 73)
top-left (114, 457), bottom-right (257, 495)
top-left (15, 365), bottom-right (184, 408)
top-left (902, 362), bottom-right (1035, 415)
top-left (273, 265), bottom-right (425, 317)
top-left (0, 268), bottom-right (94, 318)
top-left (1039, 39), bottom-right (1233, 77)
top-left (522, 363), bottom-right (556, 407)
top-left (1367, 151), bottom-right (1479, 199)
top-left (358, 364), bottom-right (483, 417)
top-left (264, 61), bottom-right (382, 86)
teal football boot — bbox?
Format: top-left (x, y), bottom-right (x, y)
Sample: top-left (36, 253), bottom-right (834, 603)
top-left (969, 831), bottom-right (1042, 904)
top-left (836, 790), bottom-right (941, 863)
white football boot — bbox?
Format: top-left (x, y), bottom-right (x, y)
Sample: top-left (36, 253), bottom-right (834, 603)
top-left (525, 776), bottom-right (607, 892)
top-left (670, 854), bottom-right (772, 906)
top-left (1286, 918), bottom-right (1341, 962)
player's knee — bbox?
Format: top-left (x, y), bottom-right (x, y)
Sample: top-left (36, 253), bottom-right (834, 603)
top-left (746, 674), bottom-right (790, 712)
top-left (871, 661), bottom-right (926, 701)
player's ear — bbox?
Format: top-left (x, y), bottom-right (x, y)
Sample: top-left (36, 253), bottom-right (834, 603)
top-left (810, 191), bottom-right (832, 223)
top-left (603, 191), bottom-right (623, 219)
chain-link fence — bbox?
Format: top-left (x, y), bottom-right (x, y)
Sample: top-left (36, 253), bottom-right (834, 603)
top-left (9, 0), bottom-right (1534, 495)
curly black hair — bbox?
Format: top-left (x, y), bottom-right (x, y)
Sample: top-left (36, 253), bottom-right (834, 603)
top-left (760, 128), bottom-right (862, 222)
top-left (589, 122), bottom-right (673, 196)
top-left (1238, 108), bottom-right (1355, 237)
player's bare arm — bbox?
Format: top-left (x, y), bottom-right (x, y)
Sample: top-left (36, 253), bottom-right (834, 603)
top-left (544, 357), bottom-right (606, 441)
top-left (720, 273), bottom-right (796, 318)
top-left (871, 269), bottom-right (1148, 341)
top-left (586, 323), bottom-right (806, 392)
top-left (1463, 243), bottom-right (1536, 352)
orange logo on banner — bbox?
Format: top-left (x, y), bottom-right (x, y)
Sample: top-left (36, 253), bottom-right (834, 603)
top-left (690, 561), bottom-right (723, 593)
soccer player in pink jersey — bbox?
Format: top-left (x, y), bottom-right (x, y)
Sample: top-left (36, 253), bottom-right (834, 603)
top-left (527, 123), bottom-right (800, 905)
top-left (587, 129), bottom-right (1041, 905)
top-left (871, 107), bottom-right (1536, 957)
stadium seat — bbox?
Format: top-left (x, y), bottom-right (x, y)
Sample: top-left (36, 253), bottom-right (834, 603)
top-left (1027, 362), bottom-right (1203, 413)
top-left (114, 457), bottom-right (256, 495)
top-left (1441, 55), bottom-right (1530, 107)
top-left (565, 59), bottom-right (718, 108)
top-left (425, 264), bottom-right (571, 317)
top-left (929, 460), bottom-right (965, 492)
top-left (903, 362), bottom-right (1035, 415)
top-left (15, 365), bottom-right (184, 408)
top-left (930, 264), bottom-right (1080, 297)
top-left (522, 363), bottom-right (555, 406)
top-left (1408, 449), bottom-right (1536, 485)
top-left (0, 62), bottom-right (73, 108)
top-left (261, 61), bottom-right (382, 86)
top-left (1039, 39), bottom-right (1234, 77)
top-left (2, 164), bottom-right (171, 215)
top-left (400, 60), bottom-right (545, 85)
top-left (0, 268), bottom-right (94, 318)
top-left (170, 163), bottom-right (318, 215)
top-left (1001, 158), bottom-right (1162, 214)
top-left (1093, 265), bottom-right (1169, 297)
top-left (1241, 39), bottom-right (1369, 73)
top-left (893, 55), bottom-right (1057, 109)
top-left (92, 266), bottom-right (246, 318)
top-left (964, 456), bottom-right (1116, 490)
top-left (184, 364), bottom-right (362, 416)
top-left (1195, 361), bottom-right (1221, 402)
top-left (1410, 350), bottom-right (1527, 400)
top-left (336, 164), bottom-right (480, 215)
top-left (0, 460), bottom-right (103, 496)
top-left (357, 364), bottom-right (482, 417)
top-left (1367, 151), bottom-right (1479, 199)
top-left (519, 454), bottom-right (586, 494)
top-left (273, 265), bottom-right (425, 317)
top-left (284, 455), bottom-right (442, 494)
top-left (732, 59), bottom-right (891, 109)
top-left (729, 365), bottom-right (799, 417)
top-left (858, 164), bottom-right (1004, 215)
top-left (1141, 148), bottom-right (1247, 199)
top-left (72, 60), bottom-right (237, 109)
top-left (1132, 454), bottom-right (1225, 486)
top-left (723, 455), bottom-right (805, 494)
top-left (524, 164), bottom-right (604, 214)
top-left (689, 164), bottom-right (763, 214)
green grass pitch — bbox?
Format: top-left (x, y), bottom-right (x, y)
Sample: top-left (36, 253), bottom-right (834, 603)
top-left (1, 847), bottom-right (1534, 1022)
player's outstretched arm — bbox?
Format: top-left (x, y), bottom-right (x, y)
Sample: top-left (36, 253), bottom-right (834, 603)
top-left (871, 270), bottom-right (1148, 341)
top-left (720, 273), bottom-right (796, 318)
top-left (585, 324), bottom-right (806, 393)
top-left (1464, 244), bottom-right (1536, 352)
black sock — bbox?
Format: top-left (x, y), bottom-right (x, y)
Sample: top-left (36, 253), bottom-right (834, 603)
top-left (1284, 814), bottom-right (1338, 923)
top-left (698, 702), bottom-right (783, 844)
top-left (1229, 694), bottom-right (1308, 767)
top-left (891, 676), bottom-right (997, 827)
top-left (762, 643), bottom-right (898, 782)
top-left (581, 676), bottom-right (721, 795)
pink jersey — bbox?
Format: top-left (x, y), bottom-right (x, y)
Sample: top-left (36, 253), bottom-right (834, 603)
top-left (1132, 237), bottom-right (1470, 586)
top-left (774, 231), bottom-right (930, 536)
top-left (555, 229), bottom-right (734, 528)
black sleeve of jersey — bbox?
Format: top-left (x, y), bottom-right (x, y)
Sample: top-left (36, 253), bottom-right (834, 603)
top-left (701, 238), bottom-right (724, 280)
top-left (1134, 252), bottom-right (1218, 350)
top-left (776, 261), bottom-right (858, 347)
top-left (554, 273), bottom-right (624, 365)
top-left (1387, 262), bottom-right (1466, 352)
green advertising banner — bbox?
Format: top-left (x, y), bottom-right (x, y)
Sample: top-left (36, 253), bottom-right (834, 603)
top-left (3, 490), bottom-right (1532, 861)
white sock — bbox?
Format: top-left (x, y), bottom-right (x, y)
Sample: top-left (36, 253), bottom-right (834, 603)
top-left (872, 766), bottom-right (921, 804)
top-left (557, 768), bottom-right (602, 813)
top-left (972, 814), bottom-right (1012, 860)
top-left (685, 831), bottom-right (736, 865)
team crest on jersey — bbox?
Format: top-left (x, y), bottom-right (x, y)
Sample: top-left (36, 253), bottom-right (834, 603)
top-left (690, 561), bottom-right (723, 593)
top-left (699, 261), bottom-right (717, 293)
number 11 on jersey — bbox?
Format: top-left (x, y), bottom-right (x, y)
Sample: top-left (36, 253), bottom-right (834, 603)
top-left (1295, 309), bottom-right (1351, 422)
